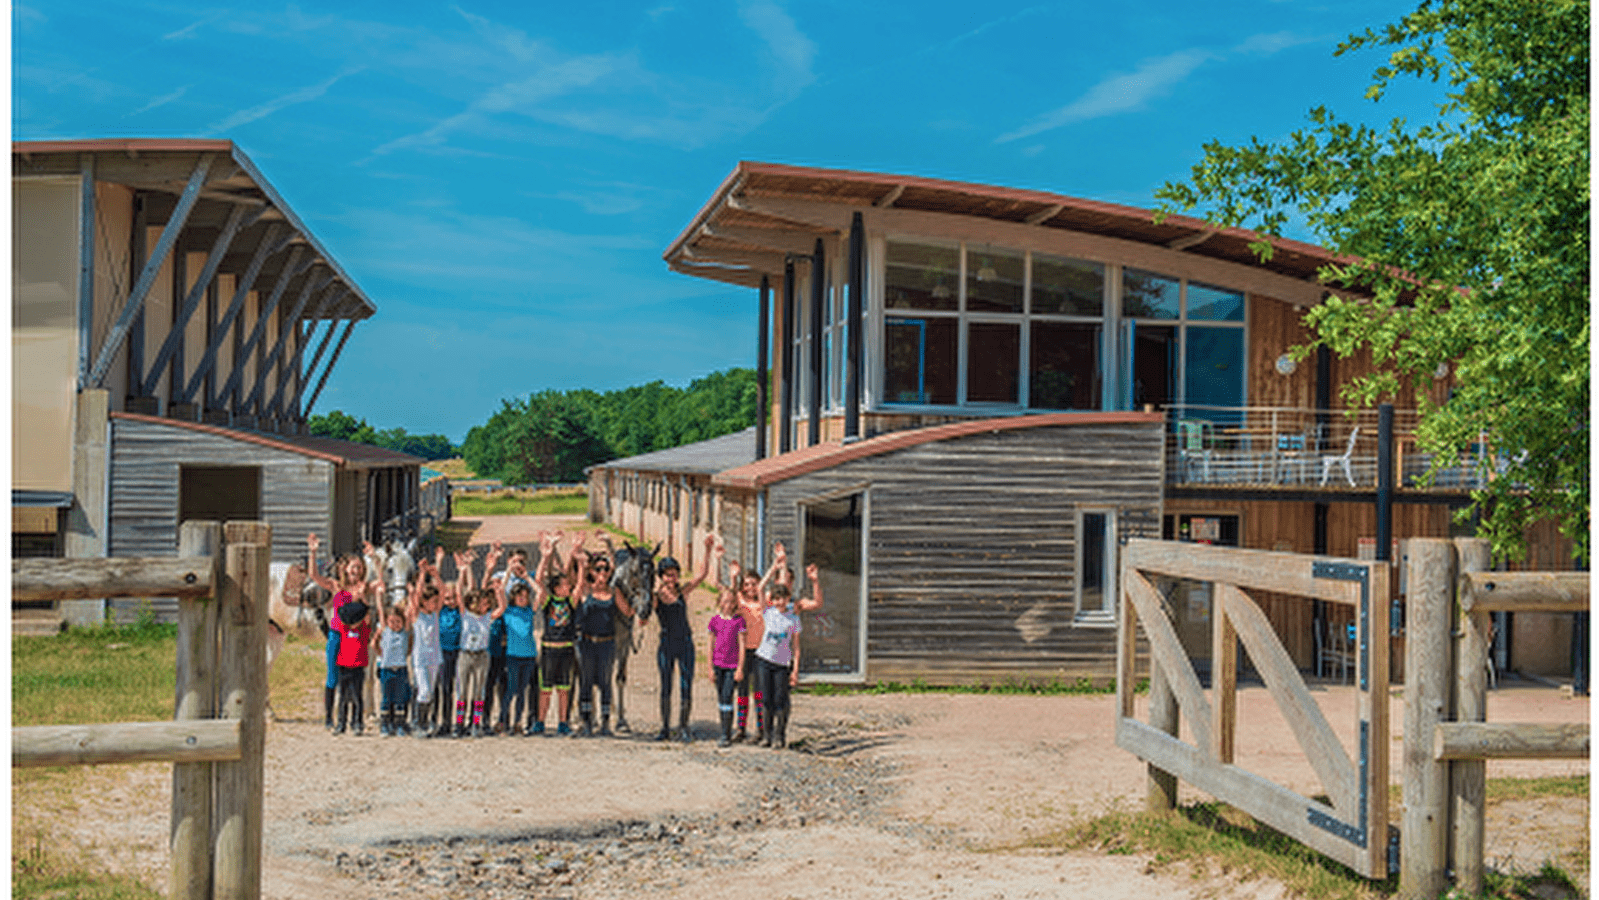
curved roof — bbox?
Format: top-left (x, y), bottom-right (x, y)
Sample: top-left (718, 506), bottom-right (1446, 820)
top-left (712, 412), bottom-right (1163, 490)
top-left (664, 161), bottom-right (1345, 290)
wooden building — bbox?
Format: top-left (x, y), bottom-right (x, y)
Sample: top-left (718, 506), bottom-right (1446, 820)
top-left (12, 139), bottom-right (425, 626)
top-left (591, 162), bottom-right (1577, 684)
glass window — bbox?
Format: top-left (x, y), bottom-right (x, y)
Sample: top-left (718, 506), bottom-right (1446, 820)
top-left (1032, 254), bottom-right (1104, 316)
top-left (1188, 281), bottom-right (1244, 321)
top-left (886, 242), bottom-right (958, 311)
top-left (966, 321), bottom-right (1020, 403)
top-left (1077, 510), bottom-right (1116, 619)
top-left (1124, 269), bottom-right (1181, 319)
top-left (1184, 326), bottom-right (1245, 411)
top-left (821, 332), bottom-right (831, 410)
top-left (799, 491), bottom-right (863, 677)
top-left (966, 247), bottom-right (1024, 313)
top-left (885, 316), bottom-right (957, 404)
top-left (1132, 324), bottom-right (1177, 408)
top-left (1029, 321), bottom-right (1100, 409)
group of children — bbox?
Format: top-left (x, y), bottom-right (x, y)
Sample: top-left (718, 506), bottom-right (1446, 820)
top-left (303, 528), bottom-right (822, 749)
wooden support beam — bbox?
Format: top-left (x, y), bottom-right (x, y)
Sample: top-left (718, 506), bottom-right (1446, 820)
top-left (171, 521), bottom-right (221, 900)
top-left (1458, 571), bottom-right (1590, 613)
top-left (1211, 585), bottom-right (1238, 765)
top-left (286, 316), bottom-right (340, 419)
top-left (243, 273), bottom-right (332, 413)
top-left (1223, 584), bottom-right (1358, 815)
top-left (1434, 722), bottom-right (1590, 760)
top-left (182, 225), bottom-right (288, 404)
top-left (302, 320), bottom-right (356, 416)
top-left (12, 557), bottom-right (215, 602)
top-left (12, 720), bottom-right (240, 768)
top-left (214, 524), bottom-right (269, 900)
top-left (141, 204), bottom-right (255, 397)
top-left (87, 152), bottom-right (216, 388)
top-left (1124, 570), bottom-right (1213, 750)
top-left (704, 223), bottom-right (828, 255)
top-left (1451, 538), bottom-right (1492, 896)
top-left (667, 260), bottom-right (764, 289)
top-left (77, 153), bottom-right (97, 389)
top-left (1024, 203), bottom-right (1063, 226)
top-left (266, 288), bottom-right (343, 416)
top-left (874, 184), bottom-right (905, 208)
top-left (214, 246), bottom-right (310, 408)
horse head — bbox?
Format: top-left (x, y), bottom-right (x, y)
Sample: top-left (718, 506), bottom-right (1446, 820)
top-left (611, 541), bottom-right (658, 622)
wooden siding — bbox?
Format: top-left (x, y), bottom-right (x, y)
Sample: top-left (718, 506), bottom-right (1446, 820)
top-left (764, 421), bottom-right (1164, 683)
top-left (108, 417), bottom-right (332, 621)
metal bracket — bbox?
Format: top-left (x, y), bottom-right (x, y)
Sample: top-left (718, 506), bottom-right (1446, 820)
top-left (1308, 807), bottom-right (1363, 844)
top-left (1313, 560), bottom-right (1372, 690)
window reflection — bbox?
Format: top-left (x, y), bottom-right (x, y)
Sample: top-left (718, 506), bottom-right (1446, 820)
top-left (885, 316), bottom-right (957, 404)
top-left (966, 247), bottom-right (1024, 313)
top-left (886, 242), bottom-right (958, 311)
top-left (967, 322), bottom-right (1020, 403)
top-left (1030, 322), bottom-right (1100, 409)
top-left (1124, 269), bottom-right (1181, 319)
top-left (1032, 254), bottom-right (1103, 316)
top-left (1188, 281), bottom-right (1244, 321)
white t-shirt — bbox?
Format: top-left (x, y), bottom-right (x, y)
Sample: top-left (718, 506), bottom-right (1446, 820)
top-left (755, 606), bottom-right (801, 667)
top-left (459, 609), bottom-right (492, 652)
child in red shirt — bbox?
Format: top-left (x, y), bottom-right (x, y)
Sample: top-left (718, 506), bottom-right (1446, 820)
top-left (334, 600), bottom-right (372, 735)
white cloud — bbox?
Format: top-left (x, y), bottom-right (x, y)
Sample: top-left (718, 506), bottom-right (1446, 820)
top-left (204, 68), bottom-right (363, 135)
top-left (131, 86), bottom-right (187, 116)
top-left (737, 0), bottom-right (816, 92)
top-left (1233, 31), bottom-right (1321, 56)
top-left (997, 48), bottom-right (1214, 144)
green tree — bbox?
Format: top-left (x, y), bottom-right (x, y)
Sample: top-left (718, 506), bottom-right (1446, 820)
top-left (1158, 0), bottom-right (1588, 561)
top-left (307, 409), bottom-right (376, 444)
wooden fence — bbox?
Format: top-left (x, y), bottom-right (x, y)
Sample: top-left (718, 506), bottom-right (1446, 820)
top-left (12, 520), bottom-right (270, 900)
top-left (1400, 538), bottom-right (1589, 899)
top-left (1116, 538), bottom-right (1394, 879)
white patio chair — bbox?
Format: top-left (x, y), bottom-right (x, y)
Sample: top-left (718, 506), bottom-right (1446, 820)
top-left (1319, 427), bottom-right (1361, 487)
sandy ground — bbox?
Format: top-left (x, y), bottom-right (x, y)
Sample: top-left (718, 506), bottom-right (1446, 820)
top-left (15, 514), bottom-right (1591, 898)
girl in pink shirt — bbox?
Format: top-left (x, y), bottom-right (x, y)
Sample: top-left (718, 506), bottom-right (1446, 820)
top-left (706, 587), bottom-right (747, 747)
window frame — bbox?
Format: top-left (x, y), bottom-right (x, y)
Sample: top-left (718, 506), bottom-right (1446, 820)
top-left (1074, 507), bottom-right (1118, 627)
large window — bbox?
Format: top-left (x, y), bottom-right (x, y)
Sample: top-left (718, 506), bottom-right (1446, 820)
top-left (1123, 269), bottom-right (1246, 416)
top-left (799, 490), bottom-right (866, 679)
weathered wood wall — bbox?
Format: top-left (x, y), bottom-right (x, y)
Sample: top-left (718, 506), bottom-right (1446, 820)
top-left (761, 421), bottom-right (1164, 684)
top-left (108, 417), bottom-right (332, 621)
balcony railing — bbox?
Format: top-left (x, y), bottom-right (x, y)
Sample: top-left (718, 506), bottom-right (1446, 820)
top-left (1163, 405), bottom-right (1495, 492)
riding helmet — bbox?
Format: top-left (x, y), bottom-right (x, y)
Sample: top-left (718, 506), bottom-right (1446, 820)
top-left (657, 556), bottom-right (680, 575)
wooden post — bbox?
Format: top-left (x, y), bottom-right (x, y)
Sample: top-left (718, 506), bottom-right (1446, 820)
top-left (1211, 587), bottom-right (1238, 765)
top-left (1400, 539), bottom-right (1456, 899)
top-left (214, 522), bottom-right (269, 900)
top-left (171, 521), bottom-right (221, 900)
top-left (1146, 662), bottom-right (1179, 813)
top-left (1451, 537), bottom-right (1492, 896)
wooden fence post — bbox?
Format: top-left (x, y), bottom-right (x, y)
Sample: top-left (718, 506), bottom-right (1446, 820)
top-left (214, 522), bottom-right (269, 900)
top-left (170, 521), bottom-right (221, 900)
top-left (1146, 661), bottom-right (1179, 813)
top-left (1451, 537), bottom-right (1493, 896)
top-left (1401, 538), bottom-right (1456, 899)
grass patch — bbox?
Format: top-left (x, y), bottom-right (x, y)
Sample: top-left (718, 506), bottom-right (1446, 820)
top-left (801, 676), bottom-right (1146, 696)
top-left (12, 829), bottom-right (162, 900)
top-left (1027, 782), bottom-right (1588, 900)
top-left (452, 488), bottom-right (588, 517)
top-left (12, 619), bottom-right (179, 728)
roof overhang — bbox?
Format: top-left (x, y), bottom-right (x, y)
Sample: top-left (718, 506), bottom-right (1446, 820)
top-left (664, 161), bottom-right (1351, 295)
top-left (13, 139), bottom-right (376, 322)
top-left (110, 411), bottom-right (423, 468)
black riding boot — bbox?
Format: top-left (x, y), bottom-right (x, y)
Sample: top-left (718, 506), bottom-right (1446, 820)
top-left (718, 710), bottom-right (734, 747)
top-left (323, 687), bottom-right (336, 729)
top-left (656, 694), bottom-right (672, 741)
top-left (678, 698), bottom-right (693, 743)
top-left (760, 708), bottom-right (774, 747)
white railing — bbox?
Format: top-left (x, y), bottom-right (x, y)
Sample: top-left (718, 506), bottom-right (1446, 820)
top-left (1163, 405), bottom-right (1494, 490)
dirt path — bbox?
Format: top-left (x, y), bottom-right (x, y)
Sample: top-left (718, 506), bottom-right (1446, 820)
top-left (15, 515), bottom-right (1590, 898)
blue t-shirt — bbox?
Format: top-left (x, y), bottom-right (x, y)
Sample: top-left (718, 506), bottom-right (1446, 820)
top-left (438, 605), bottom-right (462, 652)
top-left (503, 605), bottom-right (537, 659)
top-left (489, 617), bottom-right (507, 658)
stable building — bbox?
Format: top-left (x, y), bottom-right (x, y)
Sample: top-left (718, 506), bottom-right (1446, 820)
top-left (594, 161), bottom-right (1577, 685)
top-left (13, 139), bottom-right (425, 626)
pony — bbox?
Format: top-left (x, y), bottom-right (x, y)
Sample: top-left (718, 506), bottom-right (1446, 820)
top-left (607, 541), bottom-right (658, 733)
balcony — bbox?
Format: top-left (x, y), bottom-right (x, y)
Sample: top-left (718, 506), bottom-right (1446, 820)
top-left (1164, 405), bottom-right (1496, 493)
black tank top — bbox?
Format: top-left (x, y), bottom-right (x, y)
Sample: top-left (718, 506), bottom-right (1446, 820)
top-left (577, 594), bottom-right (616, 638)
top-left (656, 591), bottom-right (692, 646)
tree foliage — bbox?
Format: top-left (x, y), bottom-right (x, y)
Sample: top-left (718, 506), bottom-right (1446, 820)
top-left (461, 367), bottom-right (758, 484)
top-left (307, 410), bottom-right (457, 461)
top-left (1158, 0), bottom-right (1589, 561)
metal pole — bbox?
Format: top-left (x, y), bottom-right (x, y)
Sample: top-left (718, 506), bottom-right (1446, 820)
top-left (780, 259), bottom-right (795, 454)
top-left (846, 211), bottom-right (863, 441)
top-left (756, 275), bottom-right (769, 460)
top-left (1377, 403), bottom-right (1394, 561)
top-left (809, 238), bottom-right (824, 447)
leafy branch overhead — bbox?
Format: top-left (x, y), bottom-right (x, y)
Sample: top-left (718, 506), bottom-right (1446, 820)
top-left (1157, 0), bottom-right (1589, 561)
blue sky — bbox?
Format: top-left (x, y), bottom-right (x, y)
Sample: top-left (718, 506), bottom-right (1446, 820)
top-left (13, 1), bottom-right (1442, 443)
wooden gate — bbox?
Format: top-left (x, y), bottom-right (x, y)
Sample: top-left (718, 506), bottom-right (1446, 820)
top-left (1115, 538), bottom-right (1393, 878)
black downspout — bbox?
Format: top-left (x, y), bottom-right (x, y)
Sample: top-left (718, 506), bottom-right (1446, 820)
top-left (756, 275), bottom-right (769, 460)
top-left (809, 238), bottom-right (824, 447)
top-left (1377, 403), bottom-right (1394, 561)
top-left (780, 259), bottom-right (795, 454)
top-left (846, 212), bottom-right (863, 441)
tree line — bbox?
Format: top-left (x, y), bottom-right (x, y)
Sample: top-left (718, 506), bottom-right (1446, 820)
top-left (307, 410), bottom-right (458, 462)
top-left (460, 367), bottom-right (757, 484)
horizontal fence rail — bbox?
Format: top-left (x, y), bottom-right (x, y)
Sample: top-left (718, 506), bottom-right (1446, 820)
top-left (13, 720), bottom-right (241, 768)
top-left (12, 557), bottom-right (215, 602)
